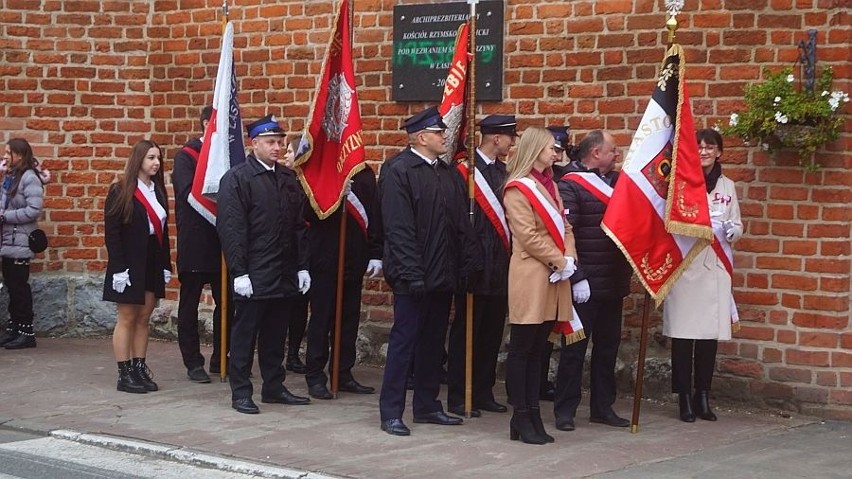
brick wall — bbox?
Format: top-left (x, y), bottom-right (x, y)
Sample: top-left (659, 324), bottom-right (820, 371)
top-left (0, 0), bottom-right (848, 418)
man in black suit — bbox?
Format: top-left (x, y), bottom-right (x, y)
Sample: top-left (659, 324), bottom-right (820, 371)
top-left (172, 105), bottom-right (231, 383)
top-left (446, 115), bottom-right (516, 417)
top-left (217, 114), bottom-right (312, 414)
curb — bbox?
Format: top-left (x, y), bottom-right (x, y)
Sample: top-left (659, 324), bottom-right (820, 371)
top-left (50, 429), bottom-right (340, 479)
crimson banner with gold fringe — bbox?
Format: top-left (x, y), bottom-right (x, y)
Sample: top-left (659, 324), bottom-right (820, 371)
top-left (438, 21), bottom-right (471, 162)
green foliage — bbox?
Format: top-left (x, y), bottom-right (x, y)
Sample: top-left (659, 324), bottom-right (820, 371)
top-left (721, 67), bottom-right (848, 169)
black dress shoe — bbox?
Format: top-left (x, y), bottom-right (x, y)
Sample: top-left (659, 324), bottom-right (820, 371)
top-left (448, 404), bottom-right (481, 417)
top-left (555, 416), bottom-right (576, 431)
top-left (285, 357), bottom-right (306, 374)
top-left (380, 418), bottom-right (411, 436)
top-left (187, 366), bottom-right (211, 383)
top-left (4, 334), bottom-right (36, 350)
top-left (261, 387), bottom-right (311, 405)
top-left (0, 331), bottom-right (18, 347)
top-left (590, 413), bottom-right (630, 427)
top-left (475, 399), bottom-right (508, 413)
top-left (413, 411), bottom-right (463, 425)
top-left (308, 383), bottom-right (333, 400)
top-left (232, 397), bottom-right (260, 414)
top-left (339, 379), bottom-right (375, 394)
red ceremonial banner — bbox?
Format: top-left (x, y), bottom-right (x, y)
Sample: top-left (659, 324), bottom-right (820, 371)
top-left (438, 21), bottom-right (471, 162)
top-left (294, 0), bottom-right (365, 219)
top-left (601, 44), bottom-right (712, 304)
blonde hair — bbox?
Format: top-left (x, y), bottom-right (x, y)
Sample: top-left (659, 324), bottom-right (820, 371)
top-left (506, 127), bottom-right (553, 182)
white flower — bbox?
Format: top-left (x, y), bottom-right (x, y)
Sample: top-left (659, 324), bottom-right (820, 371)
top-left (729, 113), bottom-right (739, 126)
top-left (761, 143), bottom-right (770, 151)
top-left (828, 91), bottom-right (850, 111)
top-left (664, 0), bottom-right (684, 15)
top-left (829, 98), bottom-right (840, 111)
top-left (786, 74), bottom-right (795, 83)
top-left (773, 96), bottom-right (781, 105)
top-left (822, 91), bottom-right (829, 97)
top-left (774, 112), bottom-right (789, 124)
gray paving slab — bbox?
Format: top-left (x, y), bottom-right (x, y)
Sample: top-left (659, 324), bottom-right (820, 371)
top-left (0, 338), bottom-right (841, 478)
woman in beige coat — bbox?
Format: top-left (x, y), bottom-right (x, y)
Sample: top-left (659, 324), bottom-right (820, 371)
top-left (663, 129), bottom-right (743, 422)
top-left (503, 127), bottom-right (577, 444)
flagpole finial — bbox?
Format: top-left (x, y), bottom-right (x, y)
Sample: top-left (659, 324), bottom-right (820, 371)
top-left (664, 0), bottom-right (683, 45)
top-left (222, 1), bottom-right (228, 18)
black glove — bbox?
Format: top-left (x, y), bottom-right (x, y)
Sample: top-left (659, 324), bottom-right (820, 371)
top-left (408, 280), bottom-right (426, 300)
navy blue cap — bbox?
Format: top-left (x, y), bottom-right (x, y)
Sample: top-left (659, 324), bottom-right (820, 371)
top-left (478, 115), bottom-right (518, 136)
top-left (246, 114), bottom-right (286, 139)
top-left (547, 126), bottom-right (570, 151)
top-left (402, 106), bottom-right (447, 133)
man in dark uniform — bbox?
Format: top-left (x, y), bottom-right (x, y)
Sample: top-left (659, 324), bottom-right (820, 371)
top-left (539, 125), bottom-right (572, 401)
top-left (217, 114), bottom-right (312, 414)
top-left (304, 166), bottom-right (383, 399)
top-left (172, 105), bottom-right (232, 383)
top-left (378, 106), bottom-right (480, 436)
top-left (554, 129), bottom-right (632, 430)
top-left (446, 114), bottom-right (515, 417)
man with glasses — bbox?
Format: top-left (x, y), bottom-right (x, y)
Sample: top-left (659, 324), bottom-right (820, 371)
top-left (553, 130), bottom-right (633, 431)
top-left (378, 106), bottom-right (481, 436)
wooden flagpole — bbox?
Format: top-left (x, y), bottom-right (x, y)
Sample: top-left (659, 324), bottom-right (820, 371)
top-left (330, 0), bottom-right (355, 398)
top-left (217, 0), bottom-right (229, 382)
top-left (463, 0), bottom-right (478, 419)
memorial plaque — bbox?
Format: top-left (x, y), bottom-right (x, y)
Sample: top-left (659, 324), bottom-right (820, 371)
top-left (392, 1), bottom-right (504, 102)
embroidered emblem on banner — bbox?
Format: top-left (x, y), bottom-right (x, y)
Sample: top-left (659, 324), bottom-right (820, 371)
top-left (322, 73), bottom-right (354, 143)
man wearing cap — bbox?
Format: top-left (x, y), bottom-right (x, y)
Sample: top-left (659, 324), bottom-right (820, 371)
top-left (172, 105), bottom-right (231, 384)
top-left (216, 114), bottom-right (312, 414)
top-left (554, 129), bottom-right (632, 430)
top-left (378, 106), bottom-right (481, 436)
top-left (446, 114), bottom-right (515, 417)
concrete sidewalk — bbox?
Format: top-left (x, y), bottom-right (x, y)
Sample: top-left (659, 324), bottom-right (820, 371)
top-left (0, 338), bottom-right (848, 478)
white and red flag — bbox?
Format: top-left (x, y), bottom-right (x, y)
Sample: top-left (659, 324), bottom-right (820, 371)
top-left (602, 44), bottom-right (712, 304)
top-left (294, 0), bottom-right (365, 219)
top-left (438, 21), bottom-right (471, 162)
top-left (189, 20), bottom-right (245, 225)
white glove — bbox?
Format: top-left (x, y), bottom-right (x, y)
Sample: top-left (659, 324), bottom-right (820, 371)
top-left (163, 269), bottom-right (171, 284)
top-left (548, 271), bottom-right (561, 283)
top-left (365, 259), bottom-right (383, 278)
top-left (572, 279), bottom-right (591, 303)
top-left (112, 269), bottom-right (131, 293)
top-left (559, 256), bottom-right (577, 280)
top-left (723, 220), bottom-right (736, 242)
top-left (234, 274), bottom-right (253, 298)
top-left (297, 270), bottom-right (311, 294)
top-left (0, 159), bottom-right (7, 175)
top-left (342, 179), bottom-right (353, 196)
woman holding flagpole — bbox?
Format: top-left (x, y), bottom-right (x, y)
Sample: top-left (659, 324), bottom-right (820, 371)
top-left (103, 140), bottom-right (173, 394)
top-left (664, 128), bottom-right (743, 422)
top-left (503, 127), bottom-right (578, 445)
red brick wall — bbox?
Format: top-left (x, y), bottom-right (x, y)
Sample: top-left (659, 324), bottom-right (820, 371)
top-left (1, 0), bottom-right (849, 418)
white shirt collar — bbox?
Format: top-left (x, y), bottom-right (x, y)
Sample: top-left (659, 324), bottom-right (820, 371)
top-left (476, 148), bottom-right (496, 165)
top-left (410, 147), bottom-right (438, 166)
top-left (254, 156), bottom-right (275, 172)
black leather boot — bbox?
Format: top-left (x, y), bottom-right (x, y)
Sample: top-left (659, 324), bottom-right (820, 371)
top-left (4, 334), bottom-right (36, 349)
top-left (510, 409), bottom-right (548, 445)
top-left (678, 393), bottom-right (696, 422)
top-left (132, 358), bottom-right (159, 392)
top-left (693, 390), bottom-right (717, 421)
top-left (529, 407), bottom-right (554, 443)
top-left (0, 329), bottom-right (19, 347)
top-left (117, 361), bottom-right (147, 394)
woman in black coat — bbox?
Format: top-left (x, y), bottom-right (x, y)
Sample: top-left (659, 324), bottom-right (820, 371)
top-left (103, 140), bottom-right (172, 394)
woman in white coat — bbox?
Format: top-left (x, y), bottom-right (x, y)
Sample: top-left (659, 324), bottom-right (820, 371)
top-left (663, 129), bottom-right (743, 422)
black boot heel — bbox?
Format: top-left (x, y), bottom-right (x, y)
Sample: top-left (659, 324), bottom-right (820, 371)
top-left (678, 393), bottom-right (696, 422)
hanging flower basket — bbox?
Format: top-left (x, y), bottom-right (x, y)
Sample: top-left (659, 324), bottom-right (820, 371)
top-left (722, 67), bottom-right (848, 170)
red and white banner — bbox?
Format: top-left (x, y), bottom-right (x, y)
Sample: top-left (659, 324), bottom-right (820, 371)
top-left (601, 44), bottom-right (712, 303)
top-left (439, 21), bottom-right (471, 162)
top-left (457, 162), bottom-right (510, 252)
top-left (189, 20), bottom-right (245, 225)
top-left (294, 0), bottom-right (366, 219)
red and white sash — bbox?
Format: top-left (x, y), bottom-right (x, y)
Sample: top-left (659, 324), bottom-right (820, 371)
top-left (182, 145), bottom-right (200, 162)
top-left (550, 307), bottom-right (586, 345)
top-left (561, 171), bottom-right (613, 205)
top-left (505, 177), bottom-right (565, 252)
top-left (457, 163), bottom-right (510, 252)
top-left (345, 191), bottom-right (369, 238)
top-left (710, 224), bottom-right (740, 330)
top-left (133, 188), bottom-right (165, 246)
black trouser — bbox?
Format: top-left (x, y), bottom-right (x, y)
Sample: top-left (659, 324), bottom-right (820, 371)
top-left (2, 257), bottom-right (33, 336)
top-left (671, 338), bottom-right (718, 393)
top-left (540, 340), bottom-right (554, 389)
top-left (506, 321), bottom-right (553, 411)
top-left (177, 272), bottom-right (230, 370)
top-left (554, 299), bottom-right (623, 420)
top-left (287, 293), bottom-right (308, 361)
top-left (229, 298), bottom-right (291, 400)
top-left (379, 292), bottom-right (452, 421)
top-left (447, 293), bottom-right (507, 407)
top-left (305, 274), bottom-right (362, 387)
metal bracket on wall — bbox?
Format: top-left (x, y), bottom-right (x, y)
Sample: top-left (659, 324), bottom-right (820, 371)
top-left (797, 29), bottom-right (817, 93)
